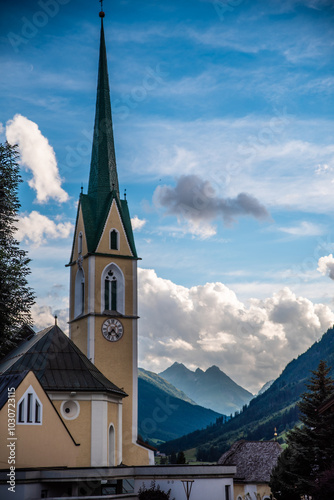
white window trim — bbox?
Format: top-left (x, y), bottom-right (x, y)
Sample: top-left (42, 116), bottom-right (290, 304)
top-left (101, 262), bottom-right (125, 314)
top-left (17, 385), bottom-right (43, 425)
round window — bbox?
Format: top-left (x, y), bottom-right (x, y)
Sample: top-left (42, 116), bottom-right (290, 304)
top-left (61, 400), bottom-right (80, 420)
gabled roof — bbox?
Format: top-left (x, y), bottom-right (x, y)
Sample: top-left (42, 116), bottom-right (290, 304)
top-left (0, 325), bottom-right (127, 398)
top-left (0, 371), bottom-right (29, 410)
top-left (218, 440), bottom-right (282, 483)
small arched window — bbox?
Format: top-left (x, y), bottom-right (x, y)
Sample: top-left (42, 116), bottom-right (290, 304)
top-left (78, 231), bottom-right (83, 254)
top-left (110, 229), bottom-right (119, 250)
top-left (75, 268), bottom-right (85, 317)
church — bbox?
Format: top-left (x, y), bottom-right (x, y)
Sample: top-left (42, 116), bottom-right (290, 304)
top-left (0, 8), bottom-right (154, 470)
top-left (0, 8), bottom-right (238, 500)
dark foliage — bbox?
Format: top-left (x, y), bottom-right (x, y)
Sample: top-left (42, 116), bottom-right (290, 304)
top-left (270, 360), bottom-right (334, 499)
top-left (0, 142), bottom-right (35, 358)
top-left (138, 481), bottom-right (174, 500)
top-left (176, 451), bottom-right (186, 464)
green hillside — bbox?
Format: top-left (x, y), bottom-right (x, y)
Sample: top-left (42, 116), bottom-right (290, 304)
top-left (160, 326), bottom-right (334, 460)
top-left (138, 368), bottom-right (222, 445)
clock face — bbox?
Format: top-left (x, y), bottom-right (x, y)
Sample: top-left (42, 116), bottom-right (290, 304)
top-left (101, 319), bottom-right (124, 342)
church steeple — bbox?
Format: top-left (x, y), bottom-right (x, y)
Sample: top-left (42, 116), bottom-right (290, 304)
top-left (88, 11), bottom-right (119, 223)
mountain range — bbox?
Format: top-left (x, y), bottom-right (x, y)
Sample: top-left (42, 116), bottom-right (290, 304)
top-left (159, 362), bottom-right (253, 415)
top-left (138, 368), bottom-right (222, 445)
top-left (159, 326), bottom-right (334, 459)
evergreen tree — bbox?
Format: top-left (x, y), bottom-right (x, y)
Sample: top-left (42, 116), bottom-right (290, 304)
top-left (0, 142), bottom-right (35, 358)
top-left (176, 451), bottom-right (186, 464)
top-left (270, 360), bottom-right (334, 499)
top-left (169, 451), bottom-right (177, 464)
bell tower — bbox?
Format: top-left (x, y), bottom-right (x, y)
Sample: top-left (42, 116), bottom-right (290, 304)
top-left (67, 8), bottom-right (151, 466)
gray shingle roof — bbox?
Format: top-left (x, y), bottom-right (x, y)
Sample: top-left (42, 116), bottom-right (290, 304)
top-left (0, 325), bottom-right (127, 398)
top-left (0, 371), bottom-right (29, 410)
top-left (218, 440), bottom-right (282, 482)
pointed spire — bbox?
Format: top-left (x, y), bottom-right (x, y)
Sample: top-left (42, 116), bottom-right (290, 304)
top-left (88, 10), bottom-right (119, 222)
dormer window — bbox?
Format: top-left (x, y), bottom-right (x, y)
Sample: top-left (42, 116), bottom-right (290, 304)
top-left (17, 386), bottom-right (42, 425)
top-left (110, 229), bottom-right (119, 250)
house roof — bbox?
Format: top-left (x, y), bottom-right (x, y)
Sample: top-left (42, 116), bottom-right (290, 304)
top-left (0, 325), bottom-right (127, 398)
top-left (0, 371), bottom-right (29, 410)
top-left (218, 440), bottom-right (282, 483)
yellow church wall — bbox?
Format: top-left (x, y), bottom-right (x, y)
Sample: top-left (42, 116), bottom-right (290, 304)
top-left (0, 372), bottom-right (79, 469)
top-left (72, 205), bottom-right (88, 259)
top-left (107, 401), bottom-right (121, 464)
top-left (70, 316), bottom-right (88, 356)
top-left (96, 200), bottom-right (133, 257)
top-left (52, 398), bottom-right (92, 467)
top-left (94, 315), bottom-right (134, 419)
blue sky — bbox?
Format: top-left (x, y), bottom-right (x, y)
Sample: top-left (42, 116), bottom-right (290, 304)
top-left (1, 0), bottom-right (334, 392)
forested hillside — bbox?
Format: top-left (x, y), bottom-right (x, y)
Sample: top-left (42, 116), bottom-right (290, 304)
top-left (160, 326), bottom-right (334, 460)
top-left (138, 368), bottom-right (222, 445)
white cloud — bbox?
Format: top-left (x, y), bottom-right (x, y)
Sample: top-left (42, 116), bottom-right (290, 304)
top-left (318, 254), bottom-right (334, 280)
top-left (31, 304), bottom-right (68, 334)
top-left (138, 269), bottom-right (334, 393)
top-left (6, 114), bottom-right (68, 203)
top-left (278, 221), bottom-right (325, 236)
top-left (131, 215), bottom-right (146, 231)
top-left (16, 211), bottom-right (73, 247)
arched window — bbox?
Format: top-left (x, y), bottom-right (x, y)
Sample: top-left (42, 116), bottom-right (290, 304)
top-left (78, 231), bottom-right (83, 254)
top-left (17, 386), bottom-right (42, 425)
top-left (109, 424), bottom-right (115, 466)
top-left (110, 229), bottom-right (119, 250)
top-left (75, 268), bottom-right (85, 317)
top-left (101, 263), bottom-right (125, 314)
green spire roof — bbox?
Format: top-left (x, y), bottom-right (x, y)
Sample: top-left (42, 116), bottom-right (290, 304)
top-left (68, 14), bottom-right (138, 263)
top-left (88, 16), bottom-right (119, 221)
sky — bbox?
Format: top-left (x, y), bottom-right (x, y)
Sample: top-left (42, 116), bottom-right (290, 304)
top-left (1, 0), bottom-right (334, 393)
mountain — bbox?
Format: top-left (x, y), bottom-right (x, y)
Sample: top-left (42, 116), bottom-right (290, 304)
top-left (138, 368), bottom-right (222, 445)
top-left (159, 363), bottom-right (253, 415)
top-left (160, 326), bottom-right (334, 460)
top-left (257, 380), bottom-right (274, 396)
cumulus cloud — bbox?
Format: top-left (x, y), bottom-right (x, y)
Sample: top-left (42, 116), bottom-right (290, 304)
top-left (318, 254), bottom-right (334, 280)
top-left (154, 174), bottom-right (269, 237)
top-left (6, 114), bottom-right (68, 203)
top-left (16, 211), bottom-right (73, 247)
top-left (131, 215), bottom-right (146, 231)
top-left (138, 269), bottom-right (334, 393)
top-left (31, 304), bottom-right (68, 333)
